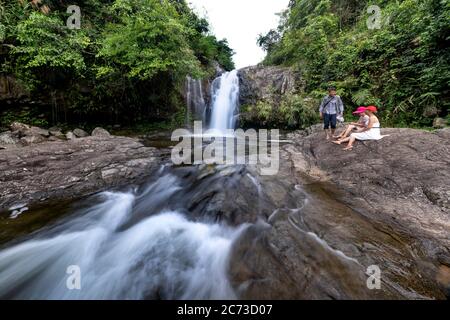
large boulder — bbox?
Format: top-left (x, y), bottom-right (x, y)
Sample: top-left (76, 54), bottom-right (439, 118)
top-left (20, 134), bottom-right (45, 146)
top-left (73, 128), bottom-right (89, 138)
top-left (48, 127), bottom-right (65, 139)
top-left (92, 127), bottom-right (111, 137)
top-left (9, 122), bottom-right (30, 135)
top-left (65, 131), bottom-right (75, 140)
top-left (9, 122), bottom-right (50, 140)
top-left (26, 126), bottom-right (50, 138)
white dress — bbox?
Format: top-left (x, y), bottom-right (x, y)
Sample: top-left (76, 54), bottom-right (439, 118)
top-left (351, 122), bottom-right (382, 140)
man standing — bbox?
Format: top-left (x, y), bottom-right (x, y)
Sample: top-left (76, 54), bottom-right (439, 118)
top-left (319, 86), bottom-right (344, 140)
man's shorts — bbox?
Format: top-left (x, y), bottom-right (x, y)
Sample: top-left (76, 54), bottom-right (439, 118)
top-left (323, 113), bottom-right (337, 129)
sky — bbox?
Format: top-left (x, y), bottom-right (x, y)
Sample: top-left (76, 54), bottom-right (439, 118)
top-left (187, 0), bottom-right (290, 69)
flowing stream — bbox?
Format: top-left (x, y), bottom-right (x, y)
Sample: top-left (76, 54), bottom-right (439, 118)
top-left (0, 69), bottom-right (445, 300)
top-left (0, 73), bottom-right (249, 300)
top-left (0, 169), bottom-right (250, 299)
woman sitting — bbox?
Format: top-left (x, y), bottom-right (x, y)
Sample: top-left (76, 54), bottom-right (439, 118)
top-left (333, 106), bottom-right (383, 151)
top-left (333, 106), bottom-right (369, 140)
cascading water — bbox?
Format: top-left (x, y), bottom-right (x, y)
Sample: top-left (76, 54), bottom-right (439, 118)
top-left (0, 169), bottom-right (249, 300)
top-left (185, 76), bottom-right (206, 125)
top-left (209, 70), bottom-right (240, 133)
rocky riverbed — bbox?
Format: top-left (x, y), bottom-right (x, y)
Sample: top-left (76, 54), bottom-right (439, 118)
top-left (0, 123), bottom-right (448, 299)
top-left (0, 123), bottom-right (165, 211)
top-left (228, 126), bottom-right (450, 299)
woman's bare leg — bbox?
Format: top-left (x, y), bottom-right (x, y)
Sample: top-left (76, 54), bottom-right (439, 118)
top-left (342, 125), bottom-right (356, 138)
top-left (343, 136), bottom-right (357, 150)
top-left (332, 136), bottom-right (350, 145)
top-left (334, 125), bottom-right (356, 139)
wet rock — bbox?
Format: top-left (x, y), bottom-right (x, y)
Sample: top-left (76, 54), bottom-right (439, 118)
top-left (229, 219), bottom-right (382, 299)
top-left (283, 127), bottom-right (450, 298)
top-left (73, 128), bottom-right (89, 138)
top-left (92, 127), bottom-right (110, 137)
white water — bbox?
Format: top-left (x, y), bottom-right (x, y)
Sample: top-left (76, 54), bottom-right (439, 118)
top-left (0, 174), bottom-right (248, 300)
top-left (185, 76), bottom-right (206, 124)
top-left (209, 70), bottom-right (240, 133)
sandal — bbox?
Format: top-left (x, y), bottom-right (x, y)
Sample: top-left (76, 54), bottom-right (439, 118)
top-left (343, 146), bottom-right (353, 151)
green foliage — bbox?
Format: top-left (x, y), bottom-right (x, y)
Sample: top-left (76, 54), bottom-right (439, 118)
top-left (0, 0), bottom-right (235, 126)
top-left (261, 0), bottom-right (450, 127)
top-left (279, 94), bottom-right (319, 128)
top-left (97, 0), bottom-right (202, 81)
top-left (1, 106), bottom-right (49, 128)
top-left (241, 94), bottom-right (319, 129)
top-left (13, 12), bottom-right (89, 79)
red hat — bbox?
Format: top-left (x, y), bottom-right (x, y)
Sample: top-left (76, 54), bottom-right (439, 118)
top-left (366, 106), bottom-right (378, 113)
top-left (352, 106), bottom-right (367, 114)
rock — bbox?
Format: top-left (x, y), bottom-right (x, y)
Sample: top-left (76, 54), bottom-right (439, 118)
top-left (92, 127), bottom-right (111, 137)
top-left (73, 128), bottom-right (89, 138)
top-left (433, 117), bottom-right (447, 129)
top-left (26, 126), bottom-right (50, 138)
top-left (101, 168), bottom-right (120, 182)
top-left (20, 135), bottom-right (45, 146)
top-left (223, 127), bottom-right (449, 299)
top-left (49, 127), bottom-right (64, 138)
top-left (0, 131), bottom-right (19, 145)
top-left (48, 126), bottom-right (61, 132)
top-left (211, 60), bottom-right (225, 78)
top-left (237, 65), bottom-right (303, 127)
top-left (287, 127), bottom-right (450, 278)
top-left (238, 65), bottom-right (299, 106)
top-left (9, 122), bottom-right (30, 135)
top-left (435, 127), bottom-right (450, 140)
top-left (0, 135), bottom-right (161, 210)
top-left (65, 131), bottom-right (75, 140)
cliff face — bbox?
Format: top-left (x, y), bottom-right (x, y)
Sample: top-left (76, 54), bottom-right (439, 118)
top-left (238, 65), bottom-right (300, 106)
top-left (236, 65), bottom-right (315, 129)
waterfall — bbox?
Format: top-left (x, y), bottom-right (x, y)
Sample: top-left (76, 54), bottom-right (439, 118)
top-left (185, 76), bottom-right (206, 125)
top-left (209, 70), bottom-right (240, 133)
